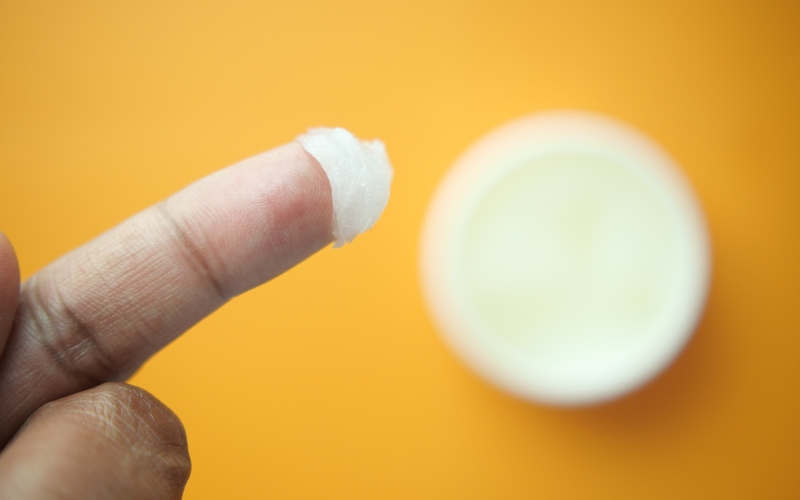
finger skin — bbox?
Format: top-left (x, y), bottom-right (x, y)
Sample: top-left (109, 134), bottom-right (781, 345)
top-left (0, 383), bottom-right (190, 499)
top-left (0, 142), bottom-right (333, 445)
top-left (0, 232), bottom-right (21, 360)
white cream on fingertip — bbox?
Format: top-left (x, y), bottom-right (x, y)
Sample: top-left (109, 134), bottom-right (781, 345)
top-left (296, 127), bottom-right (394, 247)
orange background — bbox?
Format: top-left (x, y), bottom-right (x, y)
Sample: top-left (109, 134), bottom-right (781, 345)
top-left (2, 1), bottom-right (800, 498)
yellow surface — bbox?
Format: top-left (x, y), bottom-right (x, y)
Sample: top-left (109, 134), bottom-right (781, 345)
top-left (2, 1), bottom-right (799, 498)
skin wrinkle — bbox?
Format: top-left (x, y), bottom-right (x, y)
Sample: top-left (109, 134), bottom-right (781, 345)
top-left (52, 237), bottom-right (167, 370)
top-left (51, 278), bottom-right (117, 383)
top-left (176, 187), bottom-right (242, 288)
top-left (87, 385), bottom-right (189, 486)
top-left (82, 213), bottom-right (220, 366)
top-left (77, 245), bottom-right (154, 351)
top-left (19, 274), bottom-right (115, 387)
top-left (4, 374), bottom-right (49, 435)
top-left (155, 201), bottom-right (230, 304)
top-left (97, 224), bottom-right (194, 343)
top-left (115, 386), bottom-right (190, 493)
top-left (37, 152), bottom-right (328, 375)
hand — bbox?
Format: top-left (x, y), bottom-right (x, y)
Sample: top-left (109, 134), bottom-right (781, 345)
top-left (0, 143), bottom-right (333, 498)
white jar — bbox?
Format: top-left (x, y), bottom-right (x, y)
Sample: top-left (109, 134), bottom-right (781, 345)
top-left (419, 112), bottom-right (710, 406)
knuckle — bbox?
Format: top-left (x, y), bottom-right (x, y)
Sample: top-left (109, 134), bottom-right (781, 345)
top-left (19, 276), bottom-right (117, 386)
top-left (156, 201), bottom-right (229, 302)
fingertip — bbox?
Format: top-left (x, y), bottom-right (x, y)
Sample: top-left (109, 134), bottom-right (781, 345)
top-left (266, 142), bottom-right (335, 258)
top-left (168, 142), bottom-right (336, 297)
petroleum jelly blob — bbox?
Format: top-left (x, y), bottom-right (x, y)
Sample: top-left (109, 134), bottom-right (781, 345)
top-left (296, 127), bottom-right (393, 247)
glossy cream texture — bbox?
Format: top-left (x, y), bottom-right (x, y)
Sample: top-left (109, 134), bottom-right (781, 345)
top-left (297, 128), bottom-right (393, 247)
top-left (464, 152), bottom-right (678, 363)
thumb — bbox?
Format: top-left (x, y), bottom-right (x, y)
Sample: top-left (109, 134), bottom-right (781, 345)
top-left (0, 383), bottom-right (191, 499)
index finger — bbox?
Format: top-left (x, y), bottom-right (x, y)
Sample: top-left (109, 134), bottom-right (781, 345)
top-left (0, 142), bottom-right (333, 445)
